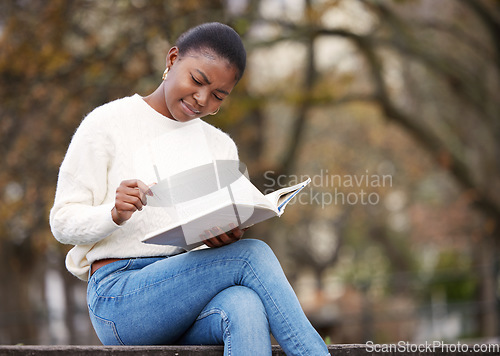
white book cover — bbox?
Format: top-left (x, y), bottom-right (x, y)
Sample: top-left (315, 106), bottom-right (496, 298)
top-left (141, 166), bottom-right (310, 250)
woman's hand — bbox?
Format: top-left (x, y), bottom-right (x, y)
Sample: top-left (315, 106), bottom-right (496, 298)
top-left (111, 179), bottom-right (153, 225)
top-left (202, 224), bottom-right (247, 248)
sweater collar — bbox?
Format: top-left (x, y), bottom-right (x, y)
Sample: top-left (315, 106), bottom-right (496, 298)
top-left (133, 93), bottom-right (202, 127)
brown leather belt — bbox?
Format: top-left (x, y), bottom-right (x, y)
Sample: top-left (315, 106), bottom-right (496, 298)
top-left (91, 258), bottom-right (124, 276)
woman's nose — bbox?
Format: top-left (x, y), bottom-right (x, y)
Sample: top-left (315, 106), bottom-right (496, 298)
top-left (193, 89), bottom-right (208, 107)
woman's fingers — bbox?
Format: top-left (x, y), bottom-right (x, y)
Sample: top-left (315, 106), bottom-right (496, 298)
top-left (229, 224), bottom-right (245, 239)
top-left (214, 228), bottom-right (234, 245)
top-left (202, 225), bottom-right (245, 248)
top-left (137, 180), bottom-right (154, 197)
top-left (202, 229), bottom-right (224, 248)
top-left (112, 179), bottom-right (152, 225)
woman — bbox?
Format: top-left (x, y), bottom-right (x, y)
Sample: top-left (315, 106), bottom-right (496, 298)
top-left (50, 22), bottom-right (330, 356)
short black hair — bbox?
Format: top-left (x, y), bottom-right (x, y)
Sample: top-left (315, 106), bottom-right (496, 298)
top-left (176, 22), bottom-right (246, 82)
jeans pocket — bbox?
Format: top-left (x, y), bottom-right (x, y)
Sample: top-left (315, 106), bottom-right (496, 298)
top-left (95, 259), bottom-right (132, 286)
top-left (88, 306), bottom-right (125, 345)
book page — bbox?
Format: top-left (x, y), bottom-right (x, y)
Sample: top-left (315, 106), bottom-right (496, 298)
top-left (143, 162), bottom-right (276, 246)
top-left (264, 177), bottom-right (311, 215)
top-left (133, 120), bottom-right (215, 186)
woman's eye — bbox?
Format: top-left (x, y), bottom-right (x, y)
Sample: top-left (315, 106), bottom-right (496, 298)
top-left (191, 75), bottom-right (202, 85)
top-left (213, 94), bottom-right (223, 101)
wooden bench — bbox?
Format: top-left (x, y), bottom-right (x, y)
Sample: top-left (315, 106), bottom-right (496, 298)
top-left (0, 344), bottom-right (496, 355)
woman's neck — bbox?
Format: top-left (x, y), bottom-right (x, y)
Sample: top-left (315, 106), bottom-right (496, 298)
top-left (143, 83), bottom-right (173, 120)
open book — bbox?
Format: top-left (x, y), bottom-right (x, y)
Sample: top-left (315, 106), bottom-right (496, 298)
top-left (141, 164), bottom-right (310, 250)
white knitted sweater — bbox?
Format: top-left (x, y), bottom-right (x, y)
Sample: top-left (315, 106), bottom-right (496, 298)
top-left (50, 94), bottom-right (238, 281)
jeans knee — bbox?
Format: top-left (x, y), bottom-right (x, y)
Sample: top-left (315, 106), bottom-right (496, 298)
top-left (238, 239), bottom-right (275, 260)
top-left (221, 286), bottom-right (268, 327)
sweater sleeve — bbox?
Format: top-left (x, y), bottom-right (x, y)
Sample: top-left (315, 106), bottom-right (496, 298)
top-left (50, 112), bottom-right (121, 245)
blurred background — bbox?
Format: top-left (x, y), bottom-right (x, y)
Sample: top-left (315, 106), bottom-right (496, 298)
top-left (0, 0), bottom-right (499, 346)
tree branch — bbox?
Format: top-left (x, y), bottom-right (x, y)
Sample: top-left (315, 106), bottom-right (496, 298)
top-left (352, 33), bottom-right (500, 221)
top-left (458, 0), bottom-right (500, 73)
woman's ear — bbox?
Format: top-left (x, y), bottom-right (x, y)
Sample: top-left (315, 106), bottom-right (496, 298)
top-left (166, 47), bottom-right (180, 68)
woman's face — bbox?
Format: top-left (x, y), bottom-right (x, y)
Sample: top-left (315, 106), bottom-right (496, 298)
top-left (162, 47), bottom-right (239, 122)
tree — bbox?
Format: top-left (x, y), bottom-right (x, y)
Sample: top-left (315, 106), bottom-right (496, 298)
top-left (240, 0), bottom-right (499, 338)
top-left (1, 0), bottom-right (498, 343)
top-left (0, 0), bottom-right (227, 343)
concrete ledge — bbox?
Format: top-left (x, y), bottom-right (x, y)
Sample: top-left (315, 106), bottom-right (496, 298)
top-left (0, 344), bottom-right (497, 355)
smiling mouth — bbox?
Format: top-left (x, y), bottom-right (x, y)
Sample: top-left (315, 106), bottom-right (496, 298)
top-left (181, 100), bottom-right (201, 115)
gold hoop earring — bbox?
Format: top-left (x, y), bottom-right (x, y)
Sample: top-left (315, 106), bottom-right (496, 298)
top-left (162, 67), bottom-right (169, 80)
top-left (210, 107), bottom-right (220, 116)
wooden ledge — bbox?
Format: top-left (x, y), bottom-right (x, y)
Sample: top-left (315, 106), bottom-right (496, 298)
top-left (0, 343), bottom-right (497, 355)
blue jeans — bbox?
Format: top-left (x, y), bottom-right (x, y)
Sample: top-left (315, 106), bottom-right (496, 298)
top-left (87, 239), bottom-right (330, 356)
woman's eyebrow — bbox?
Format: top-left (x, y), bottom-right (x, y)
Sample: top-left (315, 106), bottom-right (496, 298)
top-left (196, 69), bottom-right (230, 95)
top-left (216, 88), bottom-right (229, 95)
top-left (196, 69), bottom-right (211, 84)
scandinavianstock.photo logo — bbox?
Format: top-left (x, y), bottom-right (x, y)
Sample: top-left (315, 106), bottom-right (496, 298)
top-left (263, 169), bottom-right (393, 208)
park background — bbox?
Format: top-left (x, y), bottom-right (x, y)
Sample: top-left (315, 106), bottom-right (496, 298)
top-left (0, 0), bottom-right (499, 346)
